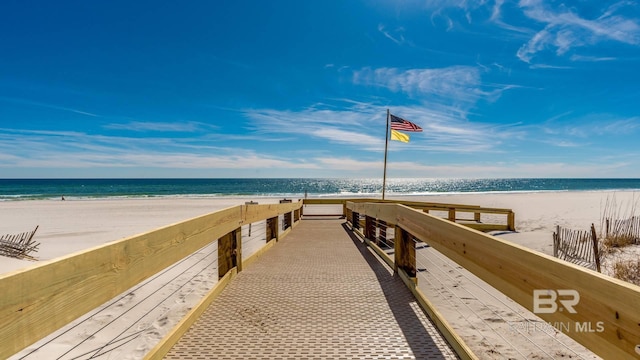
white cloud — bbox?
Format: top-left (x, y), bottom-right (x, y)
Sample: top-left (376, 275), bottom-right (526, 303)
top-left (245, 102), bottom-right (524, 155)
top-left (0, 96), bottom-right (99, 117)
top-left (378, 24), bottom-right (405, 45)
top-left (555, 115), bottom-right (640, 137)
top-left (491, 0), bottom-right (505, 21)
top-left (0, 128), bottom-right (322, 172)
top-left (104, 121), bottom-right (214, 132)
top-left (353, 66), bottom-right (517, 107)
top-left (315, 157), bottom-right (380, 171)
top-left (569, 54), bottom-right (616, 62)
top-left (424, 1), bottom-right (640, 64)
top-left (517, 0), bottom-right (640, 63)
top-left (354, 67), bottom-right (473, 102)
top-left (244, 107), bottom-right (382, 150)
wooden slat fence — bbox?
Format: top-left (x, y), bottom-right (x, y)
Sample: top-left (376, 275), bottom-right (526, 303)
top-left (553, 224), bottom-right (601, 272)
top-left (0, 226), bottom-right (39, 260)
top-left (605, 216), bottom-right (640, 245)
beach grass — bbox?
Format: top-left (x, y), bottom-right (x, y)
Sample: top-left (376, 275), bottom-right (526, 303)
top-left (611, 259), bottom-right (640, 286)
top-left (595, 194), bottom-right (640, 286)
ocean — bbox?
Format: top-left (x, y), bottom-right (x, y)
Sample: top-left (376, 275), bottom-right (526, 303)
top-left (2, 178), bottom-right (640, 201)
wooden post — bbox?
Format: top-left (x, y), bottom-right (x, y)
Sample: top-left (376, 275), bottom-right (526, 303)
top-left (448, 208), bottom-right (456, 222)
top-left (266, 217), bottom-right (278, 242)
top-left (365, 216), bottom-right (374, 240)
top-left (352, 212), bottom-right (360, 230)
top-left (553, 225), bottom-right (560, 257)
top-left (285, 212), bottom-right (292, 230)
top-left (507, 211), bottom-right (516, 231)
top-left (394, 226), bottom-right (417, 280)
top-left (474, 212), bottom-right (481, 222)
top-left (591, 223), bottom-right (601, 273)
top-left (218, 228), bottom-right (242, 279)
top-left (294, 208), bottom-right (300, 223)
top-left (280, 199), bottom-right (292, 230)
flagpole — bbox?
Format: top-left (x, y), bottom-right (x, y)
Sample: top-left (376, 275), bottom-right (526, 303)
top-left (382, 109), bottom-right (390, 200)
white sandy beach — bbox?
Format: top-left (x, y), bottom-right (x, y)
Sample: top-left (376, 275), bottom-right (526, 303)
top-left (2, 191), bottom-right (639, 359)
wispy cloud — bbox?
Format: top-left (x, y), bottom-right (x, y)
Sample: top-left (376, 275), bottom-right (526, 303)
top-left (529, 63), bottom-right (573, 69)
top-left (244, 107), bottom-right (381, 149)
top-left (516, 0), bottom-right (640, 63)
top-left (541, 139), bottom-right (584, 148)
top-left (542, 113), bottom-right (640, 138)
top-left (0, 95), bottom-right (98, 117)
top-left (422, 1), bottom-right (640, 64)
top-left (0, 128), bottom-right (320, 172)
top-left (378, 24), bottom-right (406, 45)
top-left (423, 0), bottom-right (489, 29)
top-left (353, 66), bottom-right (481, 98)
top-left (245, 101), bottom-right (523, 154)
top-left (569, 54), bottom-right (617, 62)
top-left (104, 121), bottom-right (215, 132)
top-left (352, 66), bottom-right (516, 106)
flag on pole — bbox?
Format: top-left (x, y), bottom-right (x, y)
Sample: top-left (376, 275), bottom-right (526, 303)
top-left (390, 129), bottom-right (409, 143)
top-left (390, 114), bottom-right (422, 132)
top-left (383, 110), bottom-right (421, 200)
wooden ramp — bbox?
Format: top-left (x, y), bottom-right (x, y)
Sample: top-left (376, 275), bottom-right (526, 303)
top-left (165, 218), bottom-right (457, 359)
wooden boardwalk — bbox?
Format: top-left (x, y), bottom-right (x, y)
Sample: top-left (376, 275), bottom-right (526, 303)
top-left (165, 218), bottom-right (458, 359)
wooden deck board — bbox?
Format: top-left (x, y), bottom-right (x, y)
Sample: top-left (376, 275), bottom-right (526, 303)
top-left (164, 219), bottom-right (457, 359)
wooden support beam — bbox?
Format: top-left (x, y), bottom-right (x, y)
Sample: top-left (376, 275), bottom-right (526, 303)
top-left (352, 211), bottom-right (360, 229)
top-left (394, 226), bottom-right (417, 279)
top-left (218, 228), bottom-right (241, 279)
top-left (284, 212), bottom-right (292, 230)
top-left (507, 211), bottom-right (516, 231)
top-left (266, 217), bottom-right (278, 242)
top-left (365, 216), bottom-right (375, 240)
top-left (279, 199), bottom-right (293, 231)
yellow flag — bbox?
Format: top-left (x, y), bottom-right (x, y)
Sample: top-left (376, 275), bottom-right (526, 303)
top-left (391, 129), bottom-right (409, 143)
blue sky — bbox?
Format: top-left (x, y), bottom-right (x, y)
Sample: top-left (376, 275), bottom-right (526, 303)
top-left (1, 0), bottom-right (640, 178)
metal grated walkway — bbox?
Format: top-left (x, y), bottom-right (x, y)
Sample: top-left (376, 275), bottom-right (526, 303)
top-left (165, 218), bottom-right (458, 360)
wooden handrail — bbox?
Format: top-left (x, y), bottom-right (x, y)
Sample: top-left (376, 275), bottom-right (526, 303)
top-left (304, 198), bottom-right (514, 231)
top-left (0, 200), bottom-right (303, 359)
top-left (347, 201), bottom-right (640, 359)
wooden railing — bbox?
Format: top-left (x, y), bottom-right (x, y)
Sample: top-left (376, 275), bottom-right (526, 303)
top-left (303, 198), bottom-right (515, 231)
top-left (0, 200), bottom-right (303, 359)
top-left (347, 201), bottom-right (640, 359)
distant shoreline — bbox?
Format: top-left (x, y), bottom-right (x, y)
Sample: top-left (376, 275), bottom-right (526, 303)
top-left (2, 177), bottom-right (640, 201)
